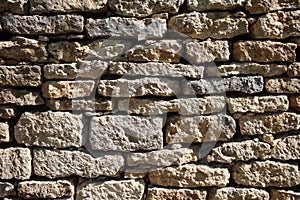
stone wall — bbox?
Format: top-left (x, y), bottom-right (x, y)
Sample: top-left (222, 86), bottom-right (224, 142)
top-left (0, 0), bottom-right (300, 199)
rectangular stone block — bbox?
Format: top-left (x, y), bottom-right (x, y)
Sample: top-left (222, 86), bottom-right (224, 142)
top-left (147, 188), bottom-right (207, 200)
top-left (0, 182), bottom-right (15, 198)
top-left (33, 149), bottom-right (124, 179)
top-left (270, 190), bottom-right (300, 200)
top-left (246, 0), bottom-right (300, 14)
top-left (2, 15), bottom-right (84, 35)
top-left (0, 148), bottom-right (31, 180)
top-left (187, 0), bottom-right (246, 11)
top-left (149, 164), bottom-right (230, 187)
top-left (48, 41), bottom-right (86, 62)
top-left (0, 89), bottom-right (44, 106)
top-left (90, 115), bottom-right (163, 151)
top-left (271, 135), bottom-right (300, 160)
top-left (46, 99), bottom-right (112, 111)
top-left (0, 0), bottom-right (27, 14)
top-left (290, 95), bottom-right (300, 111)
top-left (210, 188), bottom-right (269, 200)
top-left (287, 62), bottom-right (300, 77)
top-left (266, 78), bottom-right (300, 93)
top-left (44, 63), bottom-right (78, 80)
top-left (15, 111), bottom-right (83, 148)
top-left (0, 122), bottom-right (9, 143)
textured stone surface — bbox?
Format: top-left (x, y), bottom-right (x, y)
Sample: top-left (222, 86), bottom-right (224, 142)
top-left (119, 96), bottom-right (225, 115)
top-left (110, 62), bottom-right (204, 78)
top-left (33, 149), bottom-right (124, 179)
top-left (0, 106), bottom-right (16, 119)
top-left (86, 17), bottom-right (166, 39)
top-left (210, 187), bottom-right (269, 200)
top-left (233, 161), bottom-right (300, 187)
top-left (227, 95), bottom-right (289, 114)
top-left (270, 190), bottom-right (300, 200)
top-left (42, 81), bottom-right (95, 99)
top-left (0, 123), bottom-right (9, 143)
top-left (233, 41), bottom-right (297, 62)
top-left (77, 180), bottom-right (144, 200)
top-left (77, 60), bottom-right (109, 79)
top-left (251, 11), bottom-right (300, 39)
top-left (165, 114), bottom-right (235, 143)
top-left (15, 111), bottom-right (83, 148)
top-left (185, 40), bottom-right (230, 64)
top-left (90, 116), bottom-right (163, 151)
top-left (48, 41), bottom-right (87, 62)
top-left (187, 0), bottom-right (246, 11)
top-left (0, 65), bottom-right (41, 87)
top-left (128, 40), bottom-right (182, 62)
top-left (239, 112), bottom-right (300, 135)
top-left (98, 78), bottom-right (180, 97)
top-left (169, 12), bottom-right (248, 39)
top-left (246, 0), bottom-right (300, 14)
top-left (0, 89), bottom-right (44, 106)
top-left (30, 0), bottom-right (107, 14)
top-left (0, 148), bottom-right (31, 180)
top-left (0, 37), bottom-right (47, 62)
top-left (149, 164), bottom-right (230, 187)
top-left (47, 99), bottom-right (112, 111)
top-left (44, 63), bottom-right (78, 80)
top-left (0, 0), bottom-right (27, 14)
top-left (109, 0), bottom-right (184, 17)
top-left (271, 135), bottom-right (300, 160)
top-left (207, 140), bottom-right (271, 163)
top-left (266, 78), bottom-right (300, 93)
top-left (18, 180), bottom-right (74, 199)
top-left (0, 182), bottom-right (15, 198)
top-left (287, 62), bottom-right (300, 77)
top-left (147, 188), bottom-right (206, 200)
top-left (290, 95), bottom-right (300, 111)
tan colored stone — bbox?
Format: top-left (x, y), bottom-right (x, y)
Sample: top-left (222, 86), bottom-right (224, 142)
top-left (246, 0), bottom-right (300, 14)
top-left (147, 188), bottom-right (206, 200)
top-left (0, 148), bottom-right (31, 180)
top-left (90, 115), bottom-right (163, 151)
top-left (0, 182), bottom-right (15, 198)
top-left (44, 63), bottom-right (78, 80)
top-left (233, 161), bottom-right (300, 187)
top-left (15, 111), bottom-right (83, 148)
top-left (166, 114), bottom-right (235, 143)
top-left (0, 37), bottom-right (48, 62)
top-left (0, 123), bottom-right (9, 143)
top-left (227, 95), bottom-right (289, 114)
top-left (42, 81), bottom-right (95, 99)
top-left (233, 41), bottom-right (297, 62)
top-left (207, 140), bottom-right (271, 163)
top-left (187, 0), bottom-right (246, 11)
top-left (33, 149), bottom-right (124, 179)
top-left (209, 187), bottom-right (269, 200)
top-left (18, 180), bottom-right (74, 199)
top-left (0, 89), bottom-right (44, 106)
top-left (0, 106), bottom-right (16, 119)
top-left (77, 180), bottom-right (144, 200)
top-left (169, 12), bottom-right (248, 39)
top-left (251, 11), bottom-right (300, 39)
top-left (77, 60), bottom-right (108, 79)
top-left (0, 0), bottom-right (27, 14)
top-left (271, 135), bottom-right (300, 160)
top-left (287, 62), bottom-right (300, 77)
top-left (266, 78), bottom-right (300, 93)
top-left (124, 169), bottom-right (147, 179)
top-left (47, 99), bottom-right (112, 111)
top-left (149, 164), bottom-right (230, 187)
top-left (270, 190), bottom-right (300, 200)
top-left (86, 17), bottom-right (166, 39)
top-left (290, 95), bottom-right (300, 111)
top-left (239, 112), bottom-right (300, 135)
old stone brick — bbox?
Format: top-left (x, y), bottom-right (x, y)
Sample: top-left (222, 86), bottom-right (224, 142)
top-left (18, 180), bottom-right (74, 199)
top-left (46, 99), bottom-right (112, 111)
top-left (0, 89), bottom-right (44, 106)
top-left (0, 0), bottom-right (27, 14)
top-left (90, 115), bottom-right (163, 151)
top-left (44, 63), bottom-right (78, 80)
top-left (246, 0), bottom-right (300, 14)
top-left (165, 114), bottom-right (235, 143)
top-left (48, 41), bottom-right (87, 62)
top-left (187, 0), bottom-right (246, 11)
top-left (266, 78), bottom-right (300, 93)
top-left (233, 41), bottom-right (297, 62)
top-left (271, 135), bottom-right (300, 160)
top-left (149, 164), bottom-right (230, 187)
top-left (287, 62), bottom-right (300, 77)
top-left (290, 95), bottom-right (300, 111)
top-left (15, 111), bottom-right (83, 148)
top-left (77, 60), bottom-right (108, 79)
top-left (0, 123), bottom-right (9, 143)
top-left (270, 190), bottom-right (300, 200)
top-left (233, 161), bottom-right (300, 187)
top-left (33, 149), bottom-right (124, 179)
top-left (209, 187), bottom-right (269, 200)
top-left (0, 148), bottom-right (31, 180)
top-left (147, 188), bottom-right (206, 200)
top-left (0, 106), bottom-right (16, 119)
top-left (0, 182), bottom-right (15, 198)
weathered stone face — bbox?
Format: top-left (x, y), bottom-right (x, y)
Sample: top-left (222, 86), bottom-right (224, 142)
top-left (0, 182), bottom-right (15, 198)
top-left (271, 135), bottom-right (300, 160)
top-left (0, 0), bottom-right (27, 14)
top-left (0, 89), bottom-right (44, 106)
top-left (290, 95), bottom-right (300, 111)
top-left (270, 190), bottom-right (300, 200)
top-left (266, 78), bottom-right (300, 93)
top-left (287, 62), bottom-right (300, 77)
top-left (46, 99), bottom-right (112, 111)
top-left (0, 106), bottom-right (16, 119)
top-left (147, 188), bottom-right (207, 200)
top-left (0, 122), bottom-right (9, 143)
top-left (187, 0), bottom-right (246, 11)
top-left (209, 187), bottom-right (269, 200)
top-left (44, 63), bottom-right (78, 80)
top-left (246, 0), bottom-right (300, 14)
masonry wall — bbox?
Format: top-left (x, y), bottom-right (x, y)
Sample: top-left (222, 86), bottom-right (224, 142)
top-left (0, 0), bottom-right (300, 199)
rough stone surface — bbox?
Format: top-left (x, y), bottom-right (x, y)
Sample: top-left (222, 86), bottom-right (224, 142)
top-left (251, 11), bottom-right (300, 39)
top-left (187, 0), bottom-right (246, 11)
top-left (90, 116), bottom-right (163, 151)
top-left (44, 63), bottom-right (78, 80)
top-left (147, 188), bottom-right (207, 200)
top-left (209, 187), bottom-right (269, 200)
top-left (233, 161), bottom-right (300, 187)
top-left (48, 41), bottom-right (87, 62)
top-left (149, 164), bottom-right (230, 187)
top-left (0, 65), bottom-right (41, 87)
top-left (86, 17), bottom-right (167, 39)
top-left (77, 180), bottom-right (144, 200)
top-left (47, 99), bottom-right (112, 111)
top-left (207, 140), bottom-right (271, 163)
top-left (18, 180), bottom-right (74, 199)
top-left (0, 123), bottom-right (9, 143)
top-left (290, 95), bottom-right (300, 111)
top-left (109, 0), bottom-right (184, 17)
top-left (246, 0), bottom-right (300, 14)
top-left (0, 182), bottom-right (15, 198)
top-left (233, 41), bottom-right (297, 62)
top-left (33, 149), bottom-right (124, 179)
top-left (271, 135), bottom-right (300, 160)
top-left (0, 148), bottom-right (31, 180)
top-left (0, 0), bottom-right (27, 14)
top-left (98, 78), bottom-right (180, 97)
top-left (77, 60), bottom-right (109, 79)
top-left (185, 40), bottom-right (230, 64)
top-left (266, 78), bottom-right (300, 94)
top-left (30, 0), bottom-right (107, 14)
top-left (0, 88), bottom-right (44, 106)
top-left (169, 12), bottom-right (248, 39)
top-left (119, 96), bottom-right (225, 115)
top-left (0, 37), bottom-right (48, 62)
top-left (110, 62), bottom-right (204, 78)
top-left (270, 190), bottom-right (300, 200)
top-left (2, 15), bottom-right (84, 35)
top-left (287, 62), bottom-right (300, 77)
top-left (0, 107), bottom-right (16, 119)
top-left (227, 95), bottom-right (289, 114)
top-left (239, 112), bottom-right (300, 135)
top-left (165, 114), bottom-right (235, 143)
top-left (14, 111), bottom-right (83, 148)
top-left (42, 81), bottom-right (95, 99)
